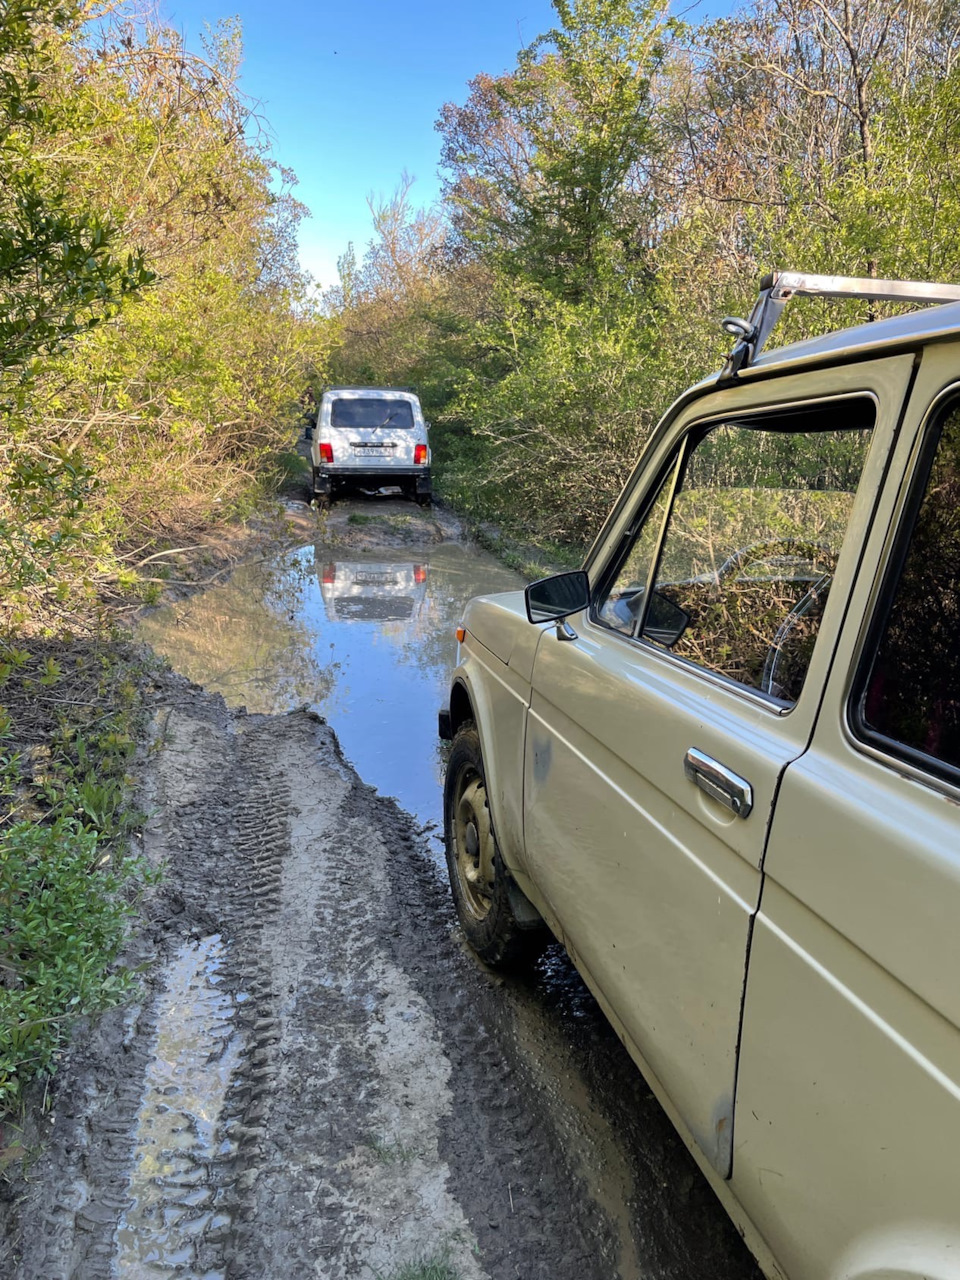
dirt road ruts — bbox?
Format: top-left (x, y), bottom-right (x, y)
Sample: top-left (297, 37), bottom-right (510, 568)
top-left (0, 499), bottom-right (763, 1279)
top-left (0, 680), bottom-right (625, 1278)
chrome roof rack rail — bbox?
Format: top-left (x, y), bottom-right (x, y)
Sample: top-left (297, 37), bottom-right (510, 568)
top-left (720, 271), bottom-right (960, 379)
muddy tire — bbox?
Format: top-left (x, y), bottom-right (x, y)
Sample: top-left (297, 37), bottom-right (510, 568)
top-left (444, 721), bottom-right (546, 968)
top-left (311, 470), bottom-right (330, 509)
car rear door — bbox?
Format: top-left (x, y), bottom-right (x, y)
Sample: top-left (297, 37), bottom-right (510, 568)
top-left (521, 356), bottom-right (914, 1177)
top-left (329, 394), bottom-right (417, 470)
top-left (732, 342), bottom-right (960, 1279)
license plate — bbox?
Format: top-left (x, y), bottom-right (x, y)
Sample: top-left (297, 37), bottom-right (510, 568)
top-left (353, 447), bottom-right (392, 457)
top-left (355, 572), bottom-right (394, 585)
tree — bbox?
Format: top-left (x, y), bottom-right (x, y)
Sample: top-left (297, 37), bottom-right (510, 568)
top-left (0, 3), bottom-right (329, 620)
top-left (664, 0), bottom-right (960, 287)
top-left (331, 0), bottom-right (960, 552)
top-left (0, 0), bottom-right (155, 606)
top-left (439, 0), bottom-right (672, 299)
top-left (0, 0), bottom-right (152, 372)
top-left (325, 175), bottom-right (447, 392)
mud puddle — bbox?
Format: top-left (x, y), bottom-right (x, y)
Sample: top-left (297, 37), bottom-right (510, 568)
top-left (116, 934), bottom-right (239, 1276)
top-left (139, 536), bottom-right (522, 847)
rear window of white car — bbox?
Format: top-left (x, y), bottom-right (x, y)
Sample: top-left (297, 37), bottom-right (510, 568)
top-left (330, 399), bottom-right (415, 429)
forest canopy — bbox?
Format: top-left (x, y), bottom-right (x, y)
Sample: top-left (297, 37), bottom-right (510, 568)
top-left (327, 0), bottom-right (960, 548)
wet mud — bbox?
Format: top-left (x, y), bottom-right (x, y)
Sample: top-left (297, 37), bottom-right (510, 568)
top-left (0, 494), bottom-right (763, 1279)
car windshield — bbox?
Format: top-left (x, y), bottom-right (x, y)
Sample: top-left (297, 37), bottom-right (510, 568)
top-left (330, 398), bottom-right (415, 429)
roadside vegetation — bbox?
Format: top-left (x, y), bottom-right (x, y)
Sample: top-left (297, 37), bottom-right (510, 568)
top-left (325, 0), bottom-right (960, 556)
top-left (0, 0), bottom-right (329, 1116)
top-left (376, 1253), bottom-right (460, 1280)
top-left (5, 0), bottom-right (959, 1137)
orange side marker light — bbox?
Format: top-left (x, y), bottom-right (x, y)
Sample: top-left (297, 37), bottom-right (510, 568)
top-left (455, 626), bottom-right (466, 643)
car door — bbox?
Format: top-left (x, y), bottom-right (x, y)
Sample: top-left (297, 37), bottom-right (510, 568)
top-left (327, 393), bottom-right (418, 471)
top-left (732, 344), bottom-right (960, 1280)
top-left (522, 356), bottom-right (915, 1176)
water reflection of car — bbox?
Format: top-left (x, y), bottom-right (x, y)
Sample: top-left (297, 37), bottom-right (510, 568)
top-left (317, 561), bottom-right (428, 623)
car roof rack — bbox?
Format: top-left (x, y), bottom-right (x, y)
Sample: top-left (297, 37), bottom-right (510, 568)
top-left (720, 270), bottom-right (960, 379)
top-left (324, 385), bottom-right (417, 393)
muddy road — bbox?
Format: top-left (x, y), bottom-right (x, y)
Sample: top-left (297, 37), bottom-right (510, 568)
top-left (1, 494), bottom-right (762, 1280)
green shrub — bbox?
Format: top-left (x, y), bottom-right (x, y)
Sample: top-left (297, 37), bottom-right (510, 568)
top-left (0, 811), bottom-right (150, 1106)
top-left (0, 641), bottom-right (156, 1111)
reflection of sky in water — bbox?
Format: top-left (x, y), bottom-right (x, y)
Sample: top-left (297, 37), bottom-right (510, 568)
top-left (139, 542), bottom-right (524, 838)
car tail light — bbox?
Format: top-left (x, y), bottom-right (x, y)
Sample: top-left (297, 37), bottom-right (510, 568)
top-left (322, 563), bottom-right (336, 585)
top-left (414, 443), bottom-right (428, 465)
top-left (414, 564), bottom-right (427, 584)
top-left (319, 442), bottom-right (334, 464)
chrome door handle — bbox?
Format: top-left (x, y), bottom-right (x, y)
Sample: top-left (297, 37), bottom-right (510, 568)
top-left (683, 748), bottom-right (753, 818)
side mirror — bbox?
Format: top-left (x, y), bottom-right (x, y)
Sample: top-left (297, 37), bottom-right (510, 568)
top-left (643, 591), bottom-right (690, 647)
top-left (525, 570), bottom-right (590, 623)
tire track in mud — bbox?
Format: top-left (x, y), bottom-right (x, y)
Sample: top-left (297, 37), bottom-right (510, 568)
top-left (0, 673), bottom-right (758, 1280)
top-left (367, 783), bottom-right (624, 1280)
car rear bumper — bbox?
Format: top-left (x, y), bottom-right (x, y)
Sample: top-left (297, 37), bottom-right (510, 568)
top-left (314, 466), bottom-right (431, 493)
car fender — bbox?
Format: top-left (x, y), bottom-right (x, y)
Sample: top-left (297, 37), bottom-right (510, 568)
top-left (447, 618), bottom-right (538, 880)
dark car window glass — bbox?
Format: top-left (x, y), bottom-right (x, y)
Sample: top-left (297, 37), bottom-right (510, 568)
top-left (596, 465), bottom-right (677, 636)
top-left (643, 402), bottom-right (874, 703)
top-left (330, 399), bottom-right (415, 429)
top-left (859, 402), bottom-right (960, 773)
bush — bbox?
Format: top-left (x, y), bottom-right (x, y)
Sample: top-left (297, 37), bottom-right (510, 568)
top-left (0, 812), bottom-right (150, 1107)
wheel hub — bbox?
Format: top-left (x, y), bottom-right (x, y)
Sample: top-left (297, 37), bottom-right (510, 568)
top-left (465, 821), bottom-right (479, 859)
top-left (453, 775), bottom-right (495, 918)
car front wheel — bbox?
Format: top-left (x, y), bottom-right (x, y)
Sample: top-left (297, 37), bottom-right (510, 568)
top-left (443, 721), bottom-right (546, 967)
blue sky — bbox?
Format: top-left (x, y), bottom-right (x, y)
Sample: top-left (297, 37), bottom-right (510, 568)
top-left (158, 0), bottom-right (732, 290)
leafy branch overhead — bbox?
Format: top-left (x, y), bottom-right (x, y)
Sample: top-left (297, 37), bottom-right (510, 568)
top-left (0, 188), bottom-right (154, 371)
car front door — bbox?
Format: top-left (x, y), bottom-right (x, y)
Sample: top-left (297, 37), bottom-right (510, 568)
top-left (521, 356), bottom-right (914, 1175)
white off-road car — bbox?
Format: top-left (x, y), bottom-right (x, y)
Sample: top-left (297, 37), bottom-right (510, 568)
top-left (306, 386), bottom-right (431, 507)
top-left (440, 272), bottom-right (960, 1280)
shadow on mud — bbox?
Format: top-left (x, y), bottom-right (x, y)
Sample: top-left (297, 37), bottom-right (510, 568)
top-left (500, 946), bottom-right (761, 1278)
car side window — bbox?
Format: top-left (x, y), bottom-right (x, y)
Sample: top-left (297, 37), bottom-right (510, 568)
top-left (597, 398), bottom-right (876, 704)
top-left (855, 398), bottom-right (960, 777)
top-left (596, 465), bottom-right (677, 636)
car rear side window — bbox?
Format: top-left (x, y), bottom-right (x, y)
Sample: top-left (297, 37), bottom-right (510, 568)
top-left (330, 399), bottom-right (415, 429)
top-left (854, 398), bottom-right (960, 778)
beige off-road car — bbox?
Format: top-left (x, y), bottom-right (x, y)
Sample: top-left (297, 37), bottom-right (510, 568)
top-left (439, 272), bottom-right (960, 1280)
